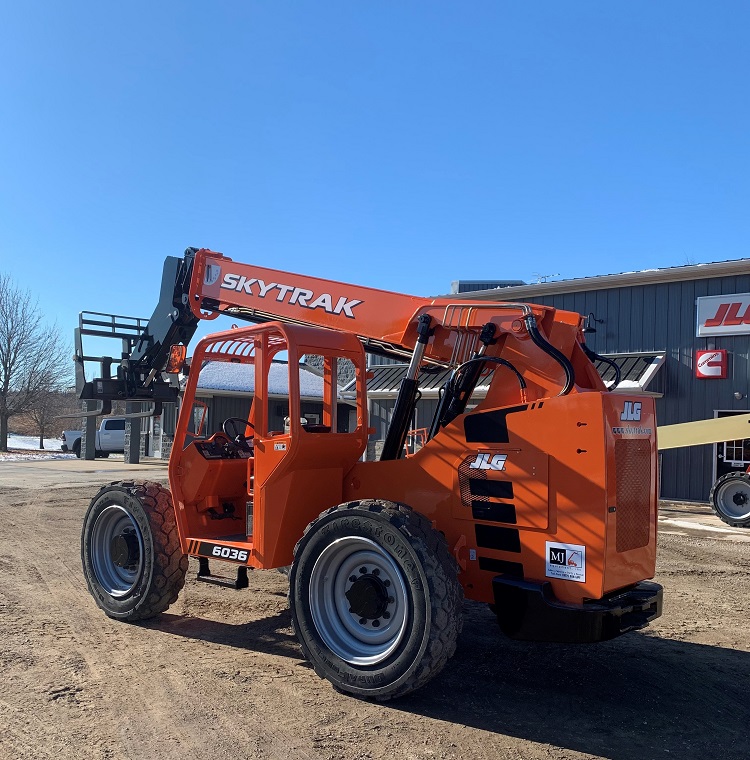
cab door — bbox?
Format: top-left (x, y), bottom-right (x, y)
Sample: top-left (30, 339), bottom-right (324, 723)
top-left (252, 324), bottom-right (368, 568)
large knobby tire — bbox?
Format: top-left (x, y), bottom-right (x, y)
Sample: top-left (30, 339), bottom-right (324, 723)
top-left (710, 471), bottom-right (750, 528)
top-left (289, 500), bottom-right (463, 700)
top-left (81, 480), bottom-right (188, 620)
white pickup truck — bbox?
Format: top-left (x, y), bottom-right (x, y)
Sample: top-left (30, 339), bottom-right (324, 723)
top-left (61, 417), bottom-right (127, 458)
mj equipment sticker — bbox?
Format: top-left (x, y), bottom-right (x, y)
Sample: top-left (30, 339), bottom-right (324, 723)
top-left (546, 542), bottom-right (586, 583)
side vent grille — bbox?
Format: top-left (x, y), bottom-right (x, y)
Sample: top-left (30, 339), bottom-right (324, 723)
top-left (615, 439), bottom-right (651, 552)
top-left (458, 455), bottom-right (517, 524)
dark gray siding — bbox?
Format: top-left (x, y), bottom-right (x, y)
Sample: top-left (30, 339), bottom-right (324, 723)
top-left (162, 403), bottom-right (178, 436)
top-left (368, 396), bottom-right (442, 448)
top-left (195, 395), bottom-right (354, 437)
top-left (203, 396), bottom-right (253, 437)
top-left (525, 274), bottom-right (750, 501)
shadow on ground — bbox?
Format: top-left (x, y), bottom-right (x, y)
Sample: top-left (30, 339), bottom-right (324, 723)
top-left (149, 601), bottom-right (748, 760)
top-left (149, 609), bottom-right (302, 660)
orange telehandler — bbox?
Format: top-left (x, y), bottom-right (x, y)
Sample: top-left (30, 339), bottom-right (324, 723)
top-left (77, 247), bottom-right (662, 699)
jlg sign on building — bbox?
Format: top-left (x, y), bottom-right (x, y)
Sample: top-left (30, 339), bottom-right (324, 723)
top-left (697, 293), bottom-right (750, 337)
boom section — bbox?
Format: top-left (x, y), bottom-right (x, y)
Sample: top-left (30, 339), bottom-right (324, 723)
top-left (75, 246), bottom-right (608, 410)
top-left (189, 249), bottom-right (597, 387)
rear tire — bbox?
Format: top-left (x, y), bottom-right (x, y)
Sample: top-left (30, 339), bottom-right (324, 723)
top-left (289, 499), bottom-right (462, 700)
top-left (73, 439), bottom-right (81, 458)
top-left (81, 480), bottom-right (188, 620)
top-left (710, 471), bottom-right (750, 528)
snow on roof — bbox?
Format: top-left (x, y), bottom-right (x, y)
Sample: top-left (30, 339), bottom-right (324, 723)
top-left (196, 360), bottom-right (326, 398)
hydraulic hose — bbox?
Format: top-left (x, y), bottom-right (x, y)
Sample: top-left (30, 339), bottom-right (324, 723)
top-left (428, 356), bottom-right (528, 440)
top-left (449, 356), bottom-right (527, 395)
top-left (580, 342), bottom-right (621, 389)
top-left (523, 314), bottom-right (575, 396)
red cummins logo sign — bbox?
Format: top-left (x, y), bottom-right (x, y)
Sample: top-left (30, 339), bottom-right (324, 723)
top-left (695, 350), bottom-right (727, 379)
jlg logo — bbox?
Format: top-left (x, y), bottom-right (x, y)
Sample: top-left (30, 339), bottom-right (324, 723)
top-left (704, 302), bottom-right (750, 328)
top-left (697, 294), bottom-right (750, 337)
top-left (468, 453), bottom-right (507, 471)
top-left (621, 401), bottom-right (642, 422)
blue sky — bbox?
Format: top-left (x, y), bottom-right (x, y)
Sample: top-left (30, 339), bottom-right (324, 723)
top-left (1, 1), bottom-right (748, 348)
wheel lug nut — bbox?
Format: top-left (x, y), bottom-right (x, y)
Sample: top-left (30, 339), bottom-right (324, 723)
top-left (383, 611), bottom-right (391, 619)
top-left (388, 597), bottom-right (394, 604)
top-left (359, 567), bottom-right (367, 574)
top-left (384, 580), bottom-right (391, 587)
top-left (372, 620), bottom-right (380, 627)
top-left (349, 576), bottom-right (357, 583)
top-left (359, 618), bottom-right (367, 625)
top-left (372, 568), bottom-right (380, 576)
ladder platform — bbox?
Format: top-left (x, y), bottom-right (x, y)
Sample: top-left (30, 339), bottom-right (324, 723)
top-left (196, 557), bottom-right (249, 590)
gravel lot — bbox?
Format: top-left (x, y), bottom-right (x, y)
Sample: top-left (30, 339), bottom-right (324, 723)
top-left (1, 460), bottom-right (748, 760)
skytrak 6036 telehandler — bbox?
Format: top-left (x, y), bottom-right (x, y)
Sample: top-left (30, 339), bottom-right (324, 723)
top-left (77, 247), bottom-right (662, 700)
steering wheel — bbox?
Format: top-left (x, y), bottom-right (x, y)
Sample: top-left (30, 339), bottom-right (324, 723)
top-left (222, 417), bottom-right (255, 451)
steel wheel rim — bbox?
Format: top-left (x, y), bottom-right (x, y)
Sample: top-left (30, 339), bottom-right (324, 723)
top-left (90, 505), bottom-right (144, 597)
top-left (716, 479), bottom-right (750, 520)
top-left (309, 536), bottom-right (410, 666)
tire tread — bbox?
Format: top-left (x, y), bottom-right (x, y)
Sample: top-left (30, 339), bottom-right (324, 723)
top-left (83, 480), bottom-right (188, 621)
top-left (709, 471), bottom-right (750, 528)
top-left (291, 498), bottom-right (463, 700)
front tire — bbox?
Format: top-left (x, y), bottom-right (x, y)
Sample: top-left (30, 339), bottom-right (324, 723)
top-left (81, 480), bottom-right (188, 620)
top-left (289, 500), bottom-right (462, 700)
top-left (73, 439), bottom-right (81, 458)
top-left (710, 471), bottom-right (750, 528)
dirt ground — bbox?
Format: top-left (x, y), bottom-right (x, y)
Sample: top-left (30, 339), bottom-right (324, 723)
top-left (1, 468), bottom-right (748, 760)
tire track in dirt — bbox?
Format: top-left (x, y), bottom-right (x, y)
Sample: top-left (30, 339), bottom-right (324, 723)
top-left (3, 486), bottom-right (750, 759)
top-left (0, 487), bottom-right (322, 759)
top-left (0, 699), bottom-right (71, 760)
top-left (1, 489), bottom-right (226, 758)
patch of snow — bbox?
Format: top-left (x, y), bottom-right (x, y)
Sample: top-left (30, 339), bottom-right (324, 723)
top-left (658, 518), bottom-right (742, 535)
top-left (0, 434), bottom-right (76, 461)
top-left (7, 434), bottom-right (65, 450)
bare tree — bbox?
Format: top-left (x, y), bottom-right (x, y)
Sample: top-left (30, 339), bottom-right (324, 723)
top-left (0, 274), bottom-right (71, 451)
top-left (27, 387), bottom-right (79, 449)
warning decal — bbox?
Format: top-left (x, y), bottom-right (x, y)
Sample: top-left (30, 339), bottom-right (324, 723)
top-left (545, 542), bottom-right (586, 583)
top-left (204, 263), bottom-right (222, 286)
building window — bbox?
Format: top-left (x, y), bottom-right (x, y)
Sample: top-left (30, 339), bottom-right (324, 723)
top-left (722, 438), bottom-right (750, 467)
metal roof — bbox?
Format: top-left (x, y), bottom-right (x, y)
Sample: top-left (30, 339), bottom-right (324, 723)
top-left (592, 352), bottom-right (665, 392)
top-left (450, 279), bottom-right (526, 293)
top-left (443, 259), bottom-right (750, 300)
top-left (365, 364), bottom-right (492, 398)
top-left (343, 352), bottom-right (665, 398)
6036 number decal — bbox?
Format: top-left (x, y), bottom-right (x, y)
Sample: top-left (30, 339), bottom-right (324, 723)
top-left (212, 546), bottom-right (249, 562)
top-left (197, 541), bottom-right (249, 563)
